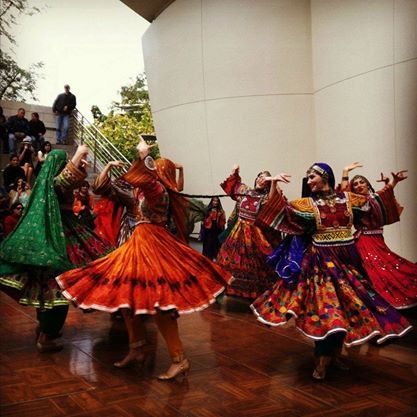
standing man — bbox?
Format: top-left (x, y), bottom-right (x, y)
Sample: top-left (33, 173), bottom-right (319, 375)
top-left (52, 84), bottom-right (76, 145)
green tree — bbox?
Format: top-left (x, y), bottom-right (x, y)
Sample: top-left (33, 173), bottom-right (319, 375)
top-left (0, 51), bottom-right (43, 101)
top-left (0, 0), bottom-right (41, 45)
top-left (0, 0), bottom-right (43, 101)
top-left (91, 74), bottom-right (157, 161)
top-left (112, 74), bottom-right (152, 124)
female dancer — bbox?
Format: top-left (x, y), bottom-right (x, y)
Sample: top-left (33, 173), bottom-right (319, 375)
top-left (252, 163), bottom-right (412, 380)
top-left (341, 164), bottom-right (417, 309)
top-left (0, 145), bottom-right (110, 352)
top-left (216, 165), bottom-right (281, 299)
top-left (56, 137), bottom-right (231, 380)
top-left (200, 197), bottom-right (226, 260)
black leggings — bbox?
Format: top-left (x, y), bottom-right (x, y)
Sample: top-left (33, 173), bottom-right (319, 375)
top-left (314, 332), bottom-right (345, 357)
top-left (36, 305), bottom-right (69, 337)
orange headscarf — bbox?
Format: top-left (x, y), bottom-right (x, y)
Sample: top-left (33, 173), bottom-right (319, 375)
top-left (154, 158), bottom-right (189, 244)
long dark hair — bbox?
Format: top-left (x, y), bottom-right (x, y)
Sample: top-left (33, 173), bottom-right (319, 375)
top-left (40, 141), bottom-right (52, 154)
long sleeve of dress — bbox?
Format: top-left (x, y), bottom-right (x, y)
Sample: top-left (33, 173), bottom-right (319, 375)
top-left (54, 161), bottom-right (87, 191)
top-left (256, 194), bottom-right (316, 235)
top-left (221, 172), bottom-right (248, 201)
top-left (349, 184), bottom-right (400, 229)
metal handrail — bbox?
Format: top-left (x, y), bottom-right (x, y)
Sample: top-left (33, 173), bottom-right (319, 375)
top-left (71, 109), bottom-right (132, 175)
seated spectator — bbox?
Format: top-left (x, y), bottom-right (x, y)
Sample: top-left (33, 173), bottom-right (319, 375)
top-left (34, 141), bottom-right (52, 176)
top-left (9, 178), bottom-right (32, 208)
top-left (18, 138), bottom-right (35, 184)
top-left (29, 112), bottom-right (46, 151)
top-left (3, 202), bottom-right (24, 237)
top-left (73, 181), bottom-right (95, 229)
top-left (7, 108), bottom-right (30, 154)
top-left (2, 154), bottom-right (26, 191)
top-left (0, 106), bottom-right (8, 154)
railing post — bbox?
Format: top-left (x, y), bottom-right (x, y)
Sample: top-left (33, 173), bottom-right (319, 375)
top-left (80, 116), bottom-right (84, 145)
top-left (93, 130), bottom-right (97, 173)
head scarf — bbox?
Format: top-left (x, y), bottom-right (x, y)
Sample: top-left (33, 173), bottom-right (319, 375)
top-left (0, 150), bottom-right (72, 271)
top-left (307, 162), bottom-right (335, 189)
top-left (350, 174), bottom-right (375, 194)
top-left (155, 158), bottom-right (189, 243)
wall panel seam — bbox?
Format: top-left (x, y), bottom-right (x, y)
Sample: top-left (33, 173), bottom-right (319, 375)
top-left (152, 93), bottom-right (314, 113)
top-left (314, 57), bottom-right (417, 95)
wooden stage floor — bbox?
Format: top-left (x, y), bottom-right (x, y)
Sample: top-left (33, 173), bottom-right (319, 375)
top-left (0, 292), bottom-right (416, 417)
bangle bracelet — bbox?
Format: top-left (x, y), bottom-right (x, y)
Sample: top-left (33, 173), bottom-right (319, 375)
top-left (342, 176), bottom-right (349, 181)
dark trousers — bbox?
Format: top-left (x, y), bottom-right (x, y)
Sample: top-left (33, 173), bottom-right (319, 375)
top-left (314, 332), bottom-right (345, 357)
top-left (36, 305), bottom-right (69, 337)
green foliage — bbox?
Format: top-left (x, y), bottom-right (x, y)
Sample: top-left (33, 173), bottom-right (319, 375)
top-left (0, 51), bottom-right (43, 101)
top-left (112, 74), bottom-right (151, 123)
top-left (0, 0), bottom-right (41, 45)
top-left (91, 73), bottom-right (158, 161)
top-left (0, 0), bottom-right (43, 101)
top-left (90, 105), bottom-right (107, 123)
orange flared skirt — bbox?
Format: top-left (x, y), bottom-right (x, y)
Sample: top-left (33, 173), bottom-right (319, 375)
top-left (56, 223), bottom-right (231, 315)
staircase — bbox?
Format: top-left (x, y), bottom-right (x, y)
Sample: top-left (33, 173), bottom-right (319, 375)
top-left (70, 109), bottom-right (132, 179)
top-left (1, 109), bottom-right (133, 187)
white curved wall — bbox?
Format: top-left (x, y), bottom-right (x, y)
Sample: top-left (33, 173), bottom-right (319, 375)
top-left (143, 0), bottom-right (315, 213)
top-left (312, 0), bottom-right (417, 260)
top-left (142, 0), bottom-right (417, 260)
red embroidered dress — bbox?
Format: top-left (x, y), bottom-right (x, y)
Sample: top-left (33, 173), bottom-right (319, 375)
top-left (56, 157), bottom-right (231, 315)
top-left (216, 172), bottom-right (277, 299)
top-left (355, 226), bottom-right (417, 309)
top-left (252, 186), bottom-right (412, 346)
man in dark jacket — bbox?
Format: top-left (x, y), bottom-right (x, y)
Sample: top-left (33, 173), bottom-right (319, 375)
top-left (52, 84), bottom-right (76, 145)
top-left (7, 108), bottom-right (30, 154)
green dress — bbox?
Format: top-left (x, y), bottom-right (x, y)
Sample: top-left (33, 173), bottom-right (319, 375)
top-left (0, 150), bottom-right (111, 309)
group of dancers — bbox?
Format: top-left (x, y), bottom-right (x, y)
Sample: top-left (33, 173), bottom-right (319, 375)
top-left (0, 136), bottom-right (415, 381)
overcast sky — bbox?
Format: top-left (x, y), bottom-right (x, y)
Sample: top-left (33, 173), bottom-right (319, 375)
top-left (7, 0), bottom-right (149, 117)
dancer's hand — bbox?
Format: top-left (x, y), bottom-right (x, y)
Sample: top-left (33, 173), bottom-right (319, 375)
top-left (344, 162), bottom-right (363, 172)
top-left (265, 173), bottom-right (291, 183)
top-left (107, 160), bottom-right (126, 169)
top-left (376, 172), bottom-right (389, 185)
top-left (72, 144), bottom-right (89, 167)
top-left (137, 135), bottom-right (157, 159)
top-left (175, 163), bottom-right (183, 170)
top-left (391, 170), bottom-right (408, 188)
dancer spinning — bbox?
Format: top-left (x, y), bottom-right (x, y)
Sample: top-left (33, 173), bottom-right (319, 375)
top-left (216, 165), bottom-right (282, 299)
top-left (252, 162), bottom-right (412, 380)
top-left (0, 146), bottom-right (110, 352)
top-left (340, 163), bottom-right (417, 309)
top-left (56, 136), bottom-right (231, 380)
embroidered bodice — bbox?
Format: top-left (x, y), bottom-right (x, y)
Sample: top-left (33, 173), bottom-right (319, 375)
top-left (221, 172), bottom-right (268, 224)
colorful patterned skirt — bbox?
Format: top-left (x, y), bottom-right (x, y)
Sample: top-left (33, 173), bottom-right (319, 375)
top-left (251, 242), bottom-right (412, 346)
top-left (216, 219), bottom-right (276, 299)
top-left (56, 222), bottom-right (231, 315)
top-left (0, 211), bottom-right (111, 309)
top-left (356, 231), bottom-right (417, 309)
